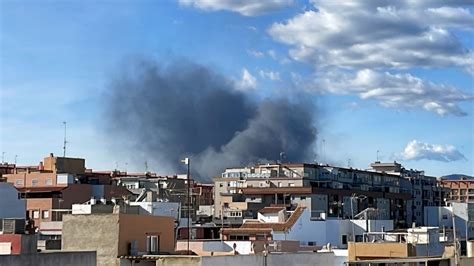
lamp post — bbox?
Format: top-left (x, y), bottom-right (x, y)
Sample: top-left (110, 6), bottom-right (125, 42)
top-left (181, 157), bottom-right (191, 255)
top-left (446, 200), bottom-right (460, 266)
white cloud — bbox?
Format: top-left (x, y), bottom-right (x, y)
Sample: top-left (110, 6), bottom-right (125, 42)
top-left (237, 68), bottom-right (257, 90)
top-left (269, 1), bottom-right (473, 115)
top-left (247, 26), bottom-right (258, 32)
top-left (259, 70), bottom-right (281, 81)
top-left (268, 1), bottom-right (474, 72)
top-left (247, 49), bottom-right (264, 58)
top-left (267, 49), bottom-right (277, 59)
top-left (317, 69), bottom-right (472, 116)
top-left (398, 140), bottom-right (466, 162)
top-left (179, 0), bottom-right (293, 16)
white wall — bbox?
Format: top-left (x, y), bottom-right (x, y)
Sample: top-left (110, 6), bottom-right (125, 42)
top-left (0, 183), bottom-right (25, 219)
top-left (425, 205), bottom-right (467, 239)
top-left (71, 205), bottom-right (92, 214)
top-left (57, 174), bottom-right (74, 185)
top-left (130, 202), bottom-right (180, 220)
top-left (258, 211), bottom-right (283, 223)
top-left (273, 209), bottom-right (393, 248)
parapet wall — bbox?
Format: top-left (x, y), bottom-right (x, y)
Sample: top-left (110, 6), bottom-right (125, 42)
top-left (0, 251), bottom-right (96, 266)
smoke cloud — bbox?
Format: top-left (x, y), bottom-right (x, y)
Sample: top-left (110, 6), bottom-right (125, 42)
top-left (104, 58), bottom-right (317, 181)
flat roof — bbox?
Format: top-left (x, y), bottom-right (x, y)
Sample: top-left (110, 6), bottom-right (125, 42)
top-left (259, 207), bottom-right (285, 214)
top-left (348, 256), bottom-right (448, 264)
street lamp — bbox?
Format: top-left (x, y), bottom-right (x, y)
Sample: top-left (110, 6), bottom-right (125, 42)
top-left (181, 157), bottom-right (191, 255)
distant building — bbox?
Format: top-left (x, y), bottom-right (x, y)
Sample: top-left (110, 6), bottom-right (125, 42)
top-left (117, 174), bottom-right (213, 221)
top-left (220, 205), bottom-right (393, 249)
top-left (348, 226), bottom-right (451, 264)
top-left (3, 154), bottom-right (132, 244)
top-left (425, 202), bottom-right (474, 242)
top-left (440, 179), bottom-right (474, 203)
top-left (62, 213), bottom-right (175, 266)
top-left (371, 161), bottom-right (449, 226)
top-left (213, 162), bottom-right (447, 228)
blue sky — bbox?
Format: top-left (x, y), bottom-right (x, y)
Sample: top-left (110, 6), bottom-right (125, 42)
top-left (1, 0), bottom-right (473, 177)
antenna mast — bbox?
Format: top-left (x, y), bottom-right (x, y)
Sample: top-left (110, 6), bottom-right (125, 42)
top-left (63, 121), bottom-right (67, 157)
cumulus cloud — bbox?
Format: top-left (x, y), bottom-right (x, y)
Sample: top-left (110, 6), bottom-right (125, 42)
top-left (237, 68), bottom-right (257, 90)
top-left (268, 0), bottom-right (474, 72)
top-left (259, 70), bottom-right (281, 81)
top-left (269, 0), bottom-right (473, 115)
top-left (398, 140), bottom-right (466, 162)
top-left (318, 69), bottom-right (472, 116)
top-left (179, 0), bottom-right (293, 16)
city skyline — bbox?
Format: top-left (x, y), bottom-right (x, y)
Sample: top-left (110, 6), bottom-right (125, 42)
top-left (1, 1), bottom-right (473, 177)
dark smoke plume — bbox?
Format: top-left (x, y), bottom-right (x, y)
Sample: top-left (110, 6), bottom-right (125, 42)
top-left (104, 59), bottom-right (317, 181)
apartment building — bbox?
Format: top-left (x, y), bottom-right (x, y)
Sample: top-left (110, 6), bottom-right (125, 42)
top-left (3, 154), bottom-right (131, 242)
top-left (117, 174), bottom-right (213, 220)
top-left (214, 162), bottom-right (446, 228)
top-left (371, 161), bottom-right (449, 226)
top-left (440, 178), bottom-right (474, 203)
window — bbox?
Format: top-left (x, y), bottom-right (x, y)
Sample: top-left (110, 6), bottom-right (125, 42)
top-left (42, 210), bottom-right (50, 219)
top-left (219, 183), bottom-right (223, 187)
top-left (442, 214), bottom-right (448, 220)
top-left (300, 196), bottom-right (306, 200)
top-left (45, 178), bottom-right (53, 186)
top-left (15, 179), bottom-right (24, 186)
top-left (32, 179), bottom-right (39, 186)
top-left (146, 235), bottom-right (160, 255)
top-left (33, 210), bottom-right (40, 219)
top-left (342, 235), bottom-right (348, 245)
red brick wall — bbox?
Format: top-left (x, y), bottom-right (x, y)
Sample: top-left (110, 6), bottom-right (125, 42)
top-left (0, 234), bottom-right (21, 255)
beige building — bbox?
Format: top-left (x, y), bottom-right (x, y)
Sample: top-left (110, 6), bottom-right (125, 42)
top-left (62, 213), bottom-right (175, 266)
top-left (441, 179), bottom-right (474, 202)
top-left (214, 163), bottom-right (309, 224)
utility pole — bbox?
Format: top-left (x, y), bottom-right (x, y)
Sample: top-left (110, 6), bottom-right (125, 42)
top-left (181, 157), bottom-right (191, 255)
top-left (451, 203), bottom-right (459, 266)
top-left (62, 121), bottom-right (67, 157)
top-left (376, 150), bottom-right (380, 161)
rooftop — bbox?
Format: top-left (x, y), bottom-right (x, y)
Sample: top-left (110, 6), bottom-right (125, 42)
top-left (258, 207), bottom-right (285, 214)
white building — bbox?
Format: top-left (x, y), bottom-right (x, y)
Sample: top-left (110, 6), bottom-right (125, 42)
top-left (424, 202), bottom-right (474, 241)
top-left (222, 206), bottom-right (393, 249)
top-left (271, 208), bottom-right (393, 248)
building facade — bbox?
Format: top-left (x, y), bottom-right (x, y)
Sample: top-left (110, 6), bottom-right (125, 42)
top-left (62, 213), bottom-right (175, 266)
top-left (214, 162), bottom-right (447, 228)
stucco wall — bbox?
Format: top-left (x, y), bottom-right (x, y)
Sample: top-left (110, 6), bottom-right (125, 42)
top-left (200, 252), bottom-right (334, 266)
top-left (62, 214), bottom-right (120, 266)
top-left (118, 214), bottom-right (175, 255)
top-left (0, 251), bottom-right (96, 266)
